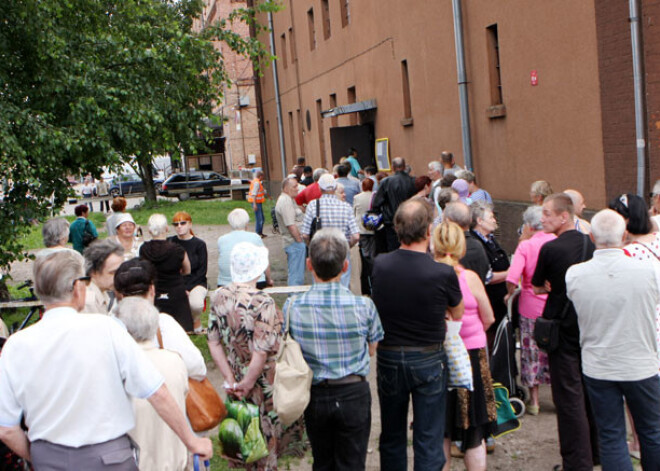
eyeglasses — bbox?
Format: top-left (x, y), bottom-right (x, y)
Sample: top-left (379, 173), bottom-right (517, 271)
top-left (172, 221), bottom-right (188, 227)
top-left (73, 276), bottom-right (91, 289)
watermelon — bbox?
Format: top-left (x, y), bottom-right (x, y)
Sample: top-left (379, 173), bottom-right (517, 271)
top-left (225, 399), bottom-right (241, 420)
top-left (218, 418), bottom-right (244, 459)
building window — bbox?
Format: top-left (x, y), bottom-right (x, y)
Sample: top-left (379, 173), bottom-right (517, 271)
top-left (289, 27), bottom-right (296, 64)
top-left (288, 111), bottom-right (296, 159)
top-left (316, 99), bottom-right (327, 168)
top-left (307, 8), bottom-right (316, 51)
top-left (347, 86), bottom-right (356, 126)
top-left (280, 33), bottom-right (288, 69)
top-left (401, 60), bottom-right (413, 124)
top-left (340, 0), bottom-right (349, 27)
top-left (329, 93), bottom-right (338, 128)
top-left (486, 24), bottom-right (503, 106)
top-left (297, 109), bottom-right (305, 156)
top-left (321, 0), bottom-right (331, 39)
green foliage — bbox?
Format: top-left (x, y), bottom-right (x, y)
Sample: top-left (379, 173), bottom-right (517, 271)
top-left (0, 0), bottom-right (277, 270)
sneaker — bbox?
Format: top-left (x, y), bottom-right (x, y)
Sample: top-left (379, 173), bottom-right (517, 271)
top-left (259, 233), bottom-right (267, 239)
top-left (527, 404), bottom-right (540, 416)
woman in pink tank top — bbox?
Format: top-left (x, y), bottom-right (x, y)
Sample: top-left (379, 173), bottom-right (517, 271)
top-left (433, 221), bottom-right (496, 470)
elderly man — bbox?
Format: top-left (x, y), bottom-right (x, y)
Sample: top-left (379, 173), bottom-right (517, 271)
top-left (372, 198), bottom-right (464, 471)
top-left (372, 156), bottom-right (416, 252)
top-left (296, 168), bottom-right (327, 208)
top-left (336, 163), bottom-right (361, 206)
top-left (275, 177), bottom-right (306, 286)
top-left (566, 209), bottom-right (660, 470)
top-left (285, 228), bottom-right (383, 470)
top-left (81, 239), bottom-right (125, 314)
top-left (247, 170), bottom-right (266, 238)
top-left (428, 160), bottom-right (443, 206)
top-left (0, 250), bottom-right (211, 469)
top-left (301, 174), bottom-right (359, 288)
top-left (457, 169), bottom-right (493, 204)
top-left (532, 193), bottom-right (598, 471)
top-left (443, 202), bottom-right (490, 282)
top-left (564, 189), bottom-right (591, 233)
top-left (440, 151), bottom-right (461, 177)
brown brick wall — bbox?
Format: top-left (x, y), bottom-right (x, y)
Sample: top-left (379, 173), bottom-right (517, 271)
top-left (644, 0), bottom-right (660, 188)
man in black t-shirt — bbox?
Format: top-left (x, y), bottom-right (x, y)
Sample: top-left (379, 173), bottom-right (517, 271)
top-left (372, 198), bottom-right (464, 471)
top-left (532, 193), bottom-right (599, 471)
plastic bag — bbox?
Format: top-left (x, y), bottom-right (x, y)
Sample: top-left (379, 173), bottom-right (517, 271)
top-left (220, 400), bottom-right (267, 463)
top-left (242, 417), bottom-right (269, 463)
top-left (444, 320), bottom-right (474, 390)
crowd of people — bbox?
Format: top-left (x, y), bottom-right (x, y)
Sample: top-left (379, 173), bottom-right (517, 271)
top-left (2, 152), bottom-right (660, 471)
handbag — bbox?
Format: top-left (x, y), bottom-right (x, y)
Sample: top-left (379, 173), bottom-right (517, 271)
top-left (82, 220), bottom-right (97, 247)
top-left (443, 320), bottom-right (473, 391)
top-left (272, 296), bottom-right (313, 426)
top-left (156, 329), bottom-right (226, 432)
top-left (308, 199), bottom-right (322, 241)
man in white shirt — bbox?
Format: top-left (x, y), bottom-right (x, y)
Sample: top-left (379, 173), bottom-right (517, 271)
top-left (566, 209), bottom-right (660, 471)
top-left (0, 250), bottom-right (212, 469)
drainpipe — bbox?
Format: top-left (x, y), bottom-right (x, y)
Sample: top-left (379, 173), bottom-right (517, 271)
top-left (629, 0), bottom-right (647, 197)
top-left (268, 12), bottom-right (287, 180)
top-left (451, 0), bottom-right (473, 171)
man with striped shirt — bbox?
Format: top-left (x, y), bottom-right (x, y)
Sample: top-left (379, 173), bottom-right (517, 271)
top-left (284, 228), bottom-right (383, 470)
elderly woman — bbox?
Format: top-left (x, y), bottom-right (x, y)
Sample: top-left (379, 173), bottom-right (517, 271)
top-left (529, 180), bottom-right (553, 206)
top-left (470, 201), bottom-right (510, 350)
top-left (139, 214), bottom-right (193, 332)
top-left (505, 206), bottom-right (555, 415)
top-left (353, 178), bottom-right (375, 295)
top-left (39, 218), bottom-right (71, 258)
top-left (106, 196), bottom-right (128, 236)
top-left (110, 212), bottom-right (141, 260)
top-left (117, 297), bottom-right (189, 471)
top-left (414, 175), bottom-right (432, 199)
top-left (209, 242), bottom-right (304, 469)
top-left (217, 208), bottom-right (272, 289)
top-left (167, 211), bottom-right (208, 335)
top-left (68, 204), bottom-right (98, 254)
top-left (114, 258), bottom-right (206, 380)
top-left (82, 239), bottom-right (124, 314)
top-left (433, 221), bottom-right (496, 470)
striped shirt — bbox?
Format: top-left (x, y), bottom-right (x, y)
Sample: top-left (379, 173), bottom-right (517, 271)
top-left (301, 194), bottom-right (359, 241)
top-left (284, 282), bottom-right (384, 384)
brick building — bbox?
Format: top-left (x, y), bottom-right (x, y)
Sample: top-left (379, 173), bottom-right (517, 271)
top-left (252, 0), bottom-right (660, 228)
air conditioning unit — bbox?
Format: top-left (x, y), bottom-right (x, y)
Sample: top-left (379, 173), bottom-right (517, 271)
top-left (238, 96), bottom-right (250, 108)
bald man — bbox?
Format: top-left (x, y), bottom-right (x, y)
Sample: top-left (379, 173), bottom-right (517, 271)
top-left (564, 189), bottom-right (591, 234)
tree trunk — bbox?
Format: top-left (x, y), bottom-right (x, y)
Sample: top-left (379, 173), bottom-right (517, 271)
top-left (137, 159), bottom-right (157, 203)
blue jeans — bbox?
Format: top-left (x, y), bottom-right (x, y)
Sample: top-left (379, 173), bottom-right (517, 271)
top-left (284, 241), bottom-right (306, 286)
top-left (305, 381), bottom-right (372, 470)
top-left (377, 348), bottom-right (448, 471)
top-left (340, 254), bottom-right (351, 288)
top-left (254, 203), bottom-right (264, 235)
top-left (584, 374), bottom-right (660, 471)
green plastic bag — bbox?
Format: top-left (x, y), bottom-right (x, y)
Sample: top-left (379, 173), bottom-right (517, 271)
top-left (241, 417), bottom-right (269, 463)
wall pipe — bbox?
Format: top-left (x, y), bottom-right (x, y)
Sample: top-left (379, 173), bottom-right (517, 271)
top-left (629, 0), bottom-right (647, 197)
top-left (451, 0), bottom-right (473, 171)
top-left (268, 11), bottom-right (287, 179)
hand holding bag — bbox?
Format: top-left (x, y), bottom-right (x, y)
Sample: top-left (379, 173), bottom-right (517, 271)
top-left (444, 320), bottom-right (474, 391)
top-left (272, 297), bottom-right (313, 426)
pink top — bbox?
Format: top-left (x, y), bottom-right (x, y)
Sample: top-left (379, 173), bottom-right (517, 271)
top-left (506, 231), bottom-right (556, 319)
top-left (457, 269), bottom-right (487, 350)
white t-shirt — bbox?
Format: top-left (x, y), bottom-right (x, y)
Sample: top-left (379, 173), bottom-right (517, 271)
top-left (156, 313), bottom-right (207, 380)
top-left (0, 307), bottom-right (163, 447)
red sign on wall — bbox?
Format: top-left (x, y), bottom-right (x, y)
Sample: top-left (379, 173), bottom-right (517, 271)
top-left (531, 70), bottom-right (538, 86)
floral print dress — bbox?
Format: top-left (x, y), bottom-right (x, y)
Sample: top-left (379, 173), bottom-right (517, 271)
top-left (208, 284), bottom-right (305, 470)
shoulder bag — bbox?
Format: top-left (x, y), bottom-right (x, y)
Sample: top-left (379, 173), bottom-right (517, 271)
top-left (82, 220), bottom-right (97, 247)
top-left (156, 329), bottom-right (226, 432)
top-left (273, 297), bottom-right (313, 426)
top-left (533, 234), bottom-right (588, 353)
top-left (308, 198), bottom-right (322, 241)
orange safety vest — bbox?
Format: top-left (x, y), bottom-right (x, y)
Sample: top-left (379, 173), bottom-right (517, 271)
top-left (247, 178), bottom-right (265, 203)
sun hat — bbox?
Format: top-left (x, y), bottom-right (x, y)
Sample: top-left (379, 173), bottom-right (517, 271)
top-left (318, 174), bottom-right (337, 191)
top-left (230, 242), bottom-right (269, 283)
top-left (115, 213), bottom-right (136, 228)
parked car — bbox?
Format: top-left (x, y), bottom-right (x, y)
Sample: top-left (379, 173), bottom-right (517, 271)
top-left (159, 171), bottom-right (250, 200)
top-left (109, 174), bottom-right (163, 197)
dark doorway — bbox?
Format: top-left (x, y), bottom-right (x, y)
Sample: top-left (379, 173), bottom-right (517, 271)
top-left (330, 124), bottom-right (375, 169)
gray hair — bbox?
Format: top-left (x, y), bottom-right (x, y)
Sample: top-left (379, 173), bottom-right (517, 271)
top-left (83, 239), bottom-right (125, 276)
top-left (313, 168), bottom-right (328, 182)
top-left (470, 200), bottom-right (493, 229)
top-left (455, 169), bottom-right (476, 183)
top-left (42, 218), bottom-right (70, 248)
top-left (115, 297), bottom-right (160, 342)
top-left (33, 250), bottom-right (85, 305)
top-left (591, 209), bottom-right (626, 248)
top-left (428, 161), bottom-right (442, 173)
top-left (281, 177), bottom-right (297, 191)
top-left (309, 228), bottom-right (349, 281)
top-left (227, 208), bottom-right (250, 230)
top-left (522, 205), bottom-right (543, 231)
top-left (147, 214), bottom-right (168, 237)
top-left (530, 180), bottom-right (553, 200)
top-left (443, 202), bottom-right (471, 230)
top-left (652, 180), bottom-right (660, 196)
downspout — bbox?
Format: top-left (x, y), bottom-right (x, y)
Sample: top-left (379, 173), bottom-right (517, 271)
top-left (451, 0), bottom-right (473, 171)
top-left (629, 0), bottom-right (647, 197)
top-left (268, 12), bottom-right (287, 180)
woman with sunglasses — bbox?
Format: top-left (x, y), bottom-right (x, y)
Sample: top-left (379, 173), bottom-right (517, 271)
top-left (168, 211), bottom-right (208, 335)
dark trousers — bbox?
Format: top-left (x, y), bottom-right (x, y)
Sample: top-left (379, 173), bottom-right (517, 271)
top-left (584, 374), bottom-right (660, 471)
top-left (99, 198), bottom-right (110, 212)
top-left (305, 381), bottom-right (372, 471)
top-left (383, 225), bottom-right (400, 253)
top-left (31, 435), bottom-right (137, 471)
top-left (359, 234), bottom-right (375, 295)
top-left (548, 348), bottom-right (599, 471)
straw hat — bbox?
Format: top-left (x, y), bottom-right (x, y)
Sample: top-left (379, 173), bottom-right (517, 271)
top-left (230, 242), bottom-right (269, 283)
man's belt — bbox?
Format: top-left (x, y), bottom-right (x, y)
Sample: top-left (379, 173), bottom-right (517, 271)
top-left (377, 343), bottom-right (442, 352)
top-left (314, 374), bottom-right (366, 387)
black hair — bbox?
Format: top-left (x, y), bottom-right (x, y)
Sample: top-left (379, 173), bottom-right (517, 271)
top-left (303, 165), bottom-right (313, 174)
top-left (74, 205), bottom-right (89, 217)
top-left (608, 193), bottom-right (652, 235)
top-left (114, 258), bottom-right (156, 296)
top-left (336, 164), bottom-right (350, 178)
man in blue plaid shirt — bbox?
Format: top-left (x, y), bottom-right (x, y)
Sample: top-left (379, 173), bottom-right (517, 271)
top-left (301, 174), bottom-right (359, 288)
top-left (284, 228), bottom-right (383, 470)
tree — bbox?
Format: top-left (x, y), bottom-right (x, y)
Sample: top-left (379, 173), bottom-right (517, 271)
top-left (0, 0), bottom-right (276, 271)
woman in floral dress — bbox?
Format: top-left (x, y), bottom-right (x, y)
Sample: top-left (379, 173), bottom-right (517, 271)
top-left (208, 242), bottom-right (305, 470)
